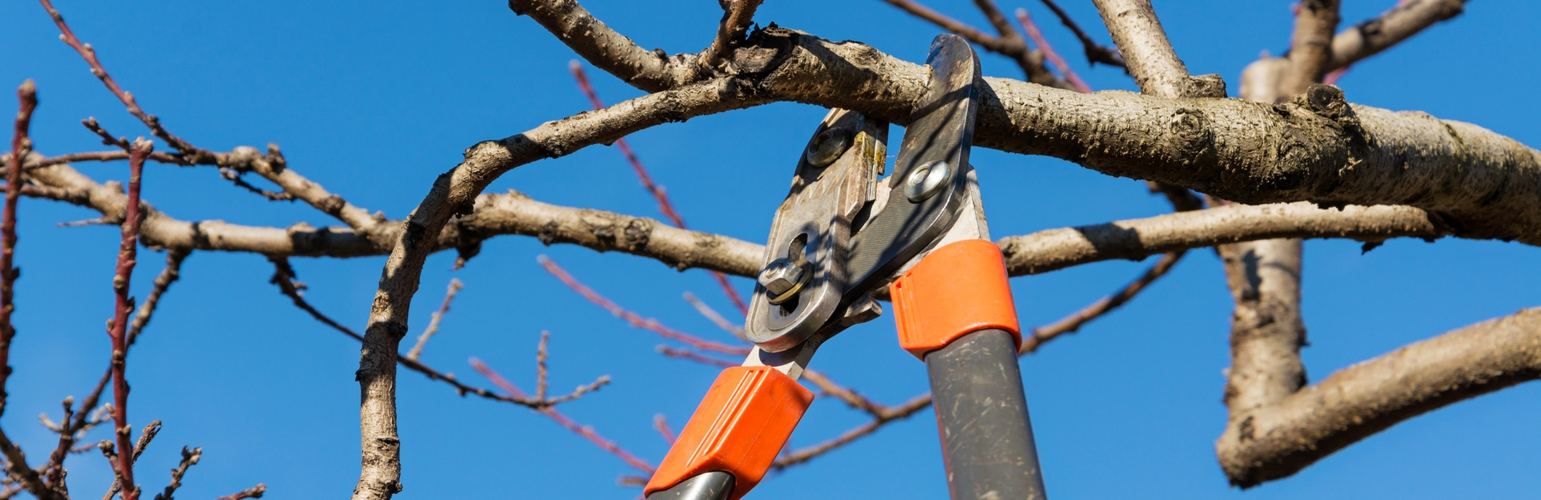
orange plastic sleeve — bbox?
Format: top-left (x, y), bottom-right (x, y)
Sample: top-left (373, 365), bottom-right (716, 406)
top-left (644, 366), bottom-right (814, 499)
top-left (890, 239), bottom-right (1021, 359)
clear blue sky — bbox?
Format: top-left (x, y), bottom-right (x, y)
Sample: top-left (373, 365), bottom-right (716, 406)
top-left (1, 1), bottom-right (1537, 498)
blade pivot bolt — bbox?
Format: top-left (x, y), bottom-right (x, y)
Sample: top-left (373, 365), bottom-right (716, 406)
top-left (758, 258), bottom-right (810, 305)
top-left (805, 127), bottom-right (852, 168)
top-left (905, 160), bottom-right (951, 202)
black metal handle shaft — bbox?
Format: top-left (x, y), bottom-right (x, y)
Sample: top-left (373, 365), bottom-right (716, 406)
top-left (925, 328), bottom-right (1048, 500)
top-left (646, 471), bottom-right (734, 500)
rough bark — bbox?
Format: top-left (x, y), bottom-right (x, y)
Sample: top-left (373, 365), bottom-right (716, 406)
top-left (493, 13), bottom-right (1541, 245)
top-left (1217, 308), bottom-right (1541, 487)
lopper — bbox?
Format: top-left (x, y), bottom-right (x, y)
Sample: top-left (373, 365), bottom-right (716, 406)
top-left (644, 34), bottom-right (1048, 500)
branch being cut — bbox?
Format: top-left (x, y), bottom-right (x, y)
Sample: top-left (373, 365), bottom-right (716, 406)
top-left (1217, 308), bottom-right (1541, 487)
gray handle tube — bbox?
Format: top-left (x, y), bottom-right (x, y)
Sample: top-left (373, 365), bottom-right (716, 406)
top-left (925, 328), bottom-right (1048, 500)
top-left (645, 471), bottom-right (734, 500)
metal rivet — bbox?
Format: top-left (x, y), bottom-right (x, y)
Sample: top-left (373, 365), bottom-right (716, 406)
top-left (804, 127), bottom-right (852, 168)
top-left (904, 160), bottom-right (951, 202)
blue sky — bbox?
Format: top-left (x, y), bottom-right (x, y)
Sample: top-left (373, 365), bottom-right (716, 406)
top-left (1, 0), bottom-right (1537, 498)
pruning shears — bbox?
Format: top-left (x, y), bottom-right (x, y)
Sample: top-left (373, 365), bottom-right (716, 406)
top-left (644, 34), bottom-right (1048, 500)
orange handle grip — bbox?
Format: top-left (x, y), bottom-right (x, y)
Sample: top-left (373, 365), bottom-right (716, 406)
top-left (890, 239), bottom-right (1021, 359)
top-left (645, 366), bottom-right (814, 500)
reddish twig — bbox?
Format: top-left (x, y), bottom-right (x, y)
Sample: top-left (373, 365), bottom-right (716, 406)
top-left (104, 138), bottom-right (152, 500)
top-left (0, 80), bottom-right (56, 500)
top-left (568, 62), bottom-right (748, 315)
top-left (470, 359), bottom-right (654, 473)
top-left (1, 80), bottom-right (36, 420)
top-left (1038, 0), bottom-right (1127, 69)
top-left (211, 484), bottom-right (265, 500)
top-left (682, 291), bottom-right (746, 341)
top-left (655, 345), bottom-right (737, 368)
top-left (537, 255), bottom-right (750, 356)
top-left (1016, 9), bottom-right (1092, 93)
top-left (39, 0), bottom-right (201, 159)
top-left (405, 278), bottom-right (463, 361)
top-left (652, 415), bottom-right (675, 445)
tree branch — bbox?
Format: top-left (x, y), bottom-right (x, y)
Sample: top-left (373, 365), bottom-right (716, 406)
top-left (1089, 0), bottom-right (1199, 98)
top-left (1217, 308), bottom-right (1541, 487)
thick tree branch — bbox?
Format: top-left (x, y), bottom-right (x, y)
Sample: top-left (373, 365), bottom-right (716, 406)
top-left (1217, 308), bottom-right (1541, 487)
top-left (998, 202), bottom-right (1445, 277)
top-left (447, 21), bottom-right (1541, 245)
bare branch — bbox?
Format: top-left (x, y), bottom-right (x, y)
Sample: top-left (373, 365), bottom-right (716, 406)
top-left (1, 80), bottom-right (36, 421)
top-left (212, 484), bottom-right (265, 500)
top-left (469, 360), bottom-right (652, 474)
top-left (1218, 308), bottom-right (1541, 487)
top-left (1015, 8), bottom-right (1091, 93)
top-left (266, 258), bottom-right (602, 410)
top-left (773, 394), bottom-right (933, 469)
top-left (1282, 0), bottom-right (1342, 96)
top-left (682, 292), bottom-right (746, 341)
top-left (567, 62), bottom-right (748, 314)
top-left (151, 446), bottom-right (200, 500)
top-left (1090, 0), bottom-right (1203, 98)
top-left (1038, 0), bottom-right (1125, 69)
top-left (404, 278), bottom-right (463, 361)
top-left (1329, 0), bottom-right (1466, 71)
top-left (1019, 250), bottom-right (1184, 354)
top-left (999, 202), bottom-right (1446, 275)
top-left (538, 255), bottom-right (749, 355)
top-left (126, 249), bottom-right (189, 348)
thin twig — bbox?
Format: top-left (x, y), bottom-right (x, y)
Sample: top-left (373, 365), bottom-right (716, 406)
top-left (126, 249), bottom-right (190, 347)
top-left (1039, 0), bottom-right (1127, 68)
top-left (534, 331), bottom-right (550, 401)
top-left (405, 278), bottom-right (463, 361)
top-left (39, 0), bottom-right (201, 159)
top-left (104, 139), bottom-right (153, 500)
top-left (1016, 8), bottom-right (1092, 92)
top-left (652, 415), bottom-right (675, 445)
top-left (211, 484), bottom-right (264, 500)
top-left (1020, 250), bottom-right (1185, 354)
top-left (1, 80), bottom-right (36, 420)
top-left (655, 345), bottom-right (737, 368)
top-left (265, 258), bottom-right (604, 409)
top-left (469, 360), bottom-right (653, 473)
top-left (150, 446), bottom-right (199, 500)
top-left (569, 62), bottom-right (749, 315)
top-left (537, 255), bottom-right (750, 356)
top-left (0, 84), bottom-right (56, 500)
top-left (773, 394), bottom-right (933, 468)
top-left (681, 292), bottom-right (746, 341)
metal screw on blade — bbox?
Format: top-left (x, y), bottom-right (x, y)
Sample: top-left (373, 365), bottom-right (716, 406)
top-left (804, 127), bottom-right (852, 167)
top-left (905, 160), bottom-right (951, 202)
top-left (759, 258), bottom-right (809, 305)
